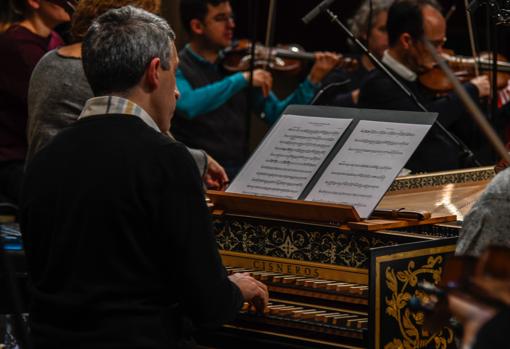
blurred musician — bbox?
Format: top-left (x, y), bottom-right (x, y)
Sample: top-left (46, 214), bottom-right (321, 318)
top-left (20, 6), bottom-right (268, 349)
top-left (456, 167), bottom-right (510, 257)
top-left (447, 245), bottom-right (510, 349)
top-left (317, 0), bottom-right (393, 107)
top-left (358, 0), bottom-right (490, 173)
top-left (449, 293), bottom-right (510, 349)
top-left (173, 0), bottom-right (340, 178)
top-left (26, 0), bottom-right (228, 190)
top-left (0, 0), bottom-right (70, 205)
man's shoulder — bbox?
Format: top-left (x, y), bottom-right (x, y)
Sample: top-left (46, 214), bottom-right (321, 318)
top-left (34, 115), bottom-right (188, 166)
top-left (481, 168), bottom-right (510, 199)
top-left (361, 68), bottom-right (394, 88)
top-left (55, 114), bottom-right (168, 144)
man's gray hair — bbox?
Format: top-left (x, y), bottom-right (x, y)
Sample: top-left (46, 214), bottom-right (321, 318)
top-left (349, 0), bottom-right (394, 39)
top-left (82, 5), bottom-right (176, 96)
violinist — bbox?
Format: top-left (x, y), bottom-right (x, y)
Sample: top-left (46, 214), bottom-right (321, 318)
top-left (435, 246), bottom-right (510, 349)
top-left (358, 0), bottom-right (491, 173)
top-left (317, 0), bottom-right (393, 107)
top-left (173, 0), bottom-right (340, 178)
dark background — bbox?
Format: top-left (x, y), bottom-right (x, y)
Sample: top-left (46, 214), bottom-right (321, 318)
top-left (227, 0), bottom-right (510, 57)
top-left (162, 0), bottom-right (510, 149)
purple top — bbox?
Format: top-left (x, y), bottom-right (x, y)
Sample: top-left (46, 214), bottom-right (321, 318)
top-left (0, 25), bottom-right (64, 161)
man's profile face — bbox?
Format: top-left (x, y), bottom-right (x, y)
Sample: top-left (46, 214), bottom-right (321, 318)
top-left (409, 5), bottom-right (446, 73)
top-left (366, 10), bottom-right (388, 60)
top-left (200, 1), bottom-right (235, 49)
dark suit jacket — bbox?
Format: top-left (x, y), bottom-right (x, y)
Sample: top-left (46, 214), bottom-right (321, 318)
top-left (358, 67), bottom-right (480, 172)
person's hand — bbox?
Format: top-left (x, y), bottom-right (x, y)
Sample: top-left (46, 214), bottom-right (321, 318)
top-left (351, 89), bottom-right (360, 105)
top-left (229, 272), bottom-right (269, 313)
top-left (243, 69), bottom-right (273, 97)
top-left (204, 155), bottom-right (229, 190)
top-left (470, 75), bottom-right (490, 98)
top-left (308, 52), bottom-right (341, 84)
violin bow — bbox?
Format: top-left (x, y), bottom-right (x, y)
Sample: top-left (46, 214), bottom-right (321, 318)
top-left (264, 0), bottom-right (278, 69)
top-left (464, 0), bottom-right (481, 76)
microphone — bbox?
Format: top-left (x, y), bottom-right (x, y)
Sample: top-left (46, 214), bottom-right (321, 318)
top-left (302, 0), bottom-right (337, 25)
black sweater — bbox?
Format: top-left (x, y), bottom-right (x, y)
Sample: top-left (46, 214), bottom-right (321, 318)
top-left (20, 115), bottom-right (243, 349)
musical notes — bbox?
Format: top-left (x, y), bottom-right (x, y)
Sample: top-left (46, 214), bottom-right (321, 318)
top-left (306, 120), bottom-right (431, 218)
top-left (227, 115), bottom-right (352, 199)
top-left (228, 113), bottom-right (432, 217)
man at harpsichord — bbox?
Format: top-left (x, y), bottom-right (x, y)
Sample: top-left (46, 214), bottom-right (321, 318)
top-left (20, 6), bottom-right (268, 349)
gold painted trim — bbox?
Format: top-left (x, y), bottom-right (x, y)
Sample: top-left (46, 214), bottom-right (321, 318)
top-left (374, 244), bottom-right (456, 349)
top-left (396, 166), bottom-right (494, 180)
top-left (222, 324), bottom-right (365, 349)
top-left (221, 250), bottom-right (368, 284)
top-left (389, 166), bottom-right (494, 192)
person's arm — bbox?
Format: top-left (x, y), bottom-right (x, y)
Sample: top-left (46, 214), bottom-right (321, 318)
top-left (159, 144), bottom-right (266, 326)
top-left (186, 147), bottom-right (208, 177)
top-left (259, 52), bottom-right (340, 124)
top-left (176, 68), bottom-right (247, 119)
top-left (260, 78), bottom-right (318, 125)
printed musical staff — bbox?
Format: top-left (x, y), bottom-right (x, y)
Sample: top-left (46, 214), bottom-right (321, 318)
top-left (306, 120), bottom-right (431, 218)
top-left (227, 114), bottom-right (352, 199)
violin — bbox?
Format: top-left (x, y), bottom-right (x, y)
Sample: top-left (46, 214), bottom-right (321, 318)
top-left (222, 39), bottom-right (358, 75)
top-left (419, 50), bottom-right (510, 93)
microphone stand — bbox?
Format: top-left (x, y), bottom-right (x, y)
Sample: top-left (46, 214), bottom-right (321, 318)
top-left (303, 3), bottom-right (481, 167)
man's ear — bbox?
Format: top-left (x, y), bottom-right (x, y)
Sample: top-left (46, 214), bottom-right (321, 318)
top-left (145, 57), bottom-right (161, 91)
top-left (190, 19), bottom-right (205, 35)
top-left (400, 33), bottom-right (413, 50)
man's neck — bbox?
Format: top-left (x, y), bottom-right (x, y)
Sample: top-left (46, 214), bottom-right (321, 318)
top-left (189, 40), bottom-right (220, 63)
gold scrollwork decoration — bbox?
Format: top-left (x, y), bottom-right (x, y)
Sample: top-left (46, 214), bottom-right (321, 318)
top-left (384, 256), bottom-right (454, 349)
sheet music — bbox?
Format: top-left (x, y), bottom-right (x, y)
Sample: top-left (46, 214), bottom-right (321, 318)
top-left (227, 114), bottom-right (352, 199)
top-left (306, 120), bottom-right (431, 218)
